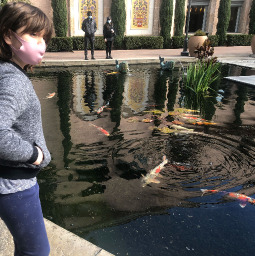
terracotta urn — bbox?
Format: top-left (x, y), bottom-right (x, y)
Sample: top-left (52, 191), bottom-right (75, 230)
top-left (188, 36), bottom-right (208, 57)
top-left (251, 35), bottom-right (255, 54)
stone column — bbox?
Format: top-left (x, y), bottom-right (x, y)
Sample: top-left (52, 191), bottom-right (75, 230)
top-left (238, 0), bottom-right (252, 34)
top-left (68, 0), bottom-right (75, 37)
top-left (104, 0), bottom-right (112, 23)
top-left (152, 0), bottom-right (161, 36)
top-left (205, 0), bottom-right (220, 35)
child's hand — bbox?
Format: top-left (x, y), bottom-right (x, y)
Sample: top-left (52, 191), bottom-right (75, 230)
top-left (33, 146), bottom-right (44, 165)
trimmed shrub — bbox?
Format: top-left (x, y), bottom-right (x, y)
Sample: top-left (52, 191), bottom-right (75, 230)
top-left (216, 0), bottom-right (231, 45)
top-left (45, 34), bottom-right (250, 52)
top-left (208, 35), bottom-right (219, 46)
top-left (47, 37), bottom-right (73, 52)
top-left (226, 34), bottom-right (253, 46)
top-left (171, 36), bottom-right (187, 49)
top-left (160, 0), bottom-right (174, 48)
top-left (249, 0), bottom-right (255, 34)
top-left (174, 0), bottom-right (186, 36)
top-left (111, 0), bottom-right (126, 49)
top-left (51, 0), bottom-right (68, 37)
top-left (72, 36), bottom-right (84, 50)
top-left (72, 36), bottom-right (105, 50)
top-left (124, 36), bottom-right (163, 49)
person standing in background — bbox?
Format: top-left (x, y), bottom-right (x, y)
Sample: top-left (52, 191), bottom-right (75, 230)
top-left (103, 16), bottom-right (115, 59)
top-left (0, 2), bottom-right (53, 256)
top-left (82, 11), bottom-right (97, 60)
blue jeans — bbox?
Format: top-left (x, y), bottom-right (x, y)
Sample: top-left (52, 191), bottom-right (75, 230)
top-left (0, 183), bottom-right (50, 256)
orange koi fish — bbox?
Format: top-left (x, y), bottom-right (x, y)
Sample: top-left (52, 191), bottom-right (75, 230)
top-left (46, 92), bottom-right (56, 99)
top-left (182, 116), bottom-right (201, 120)
top-left (107, 71), bottom-right (119, 75)
top-left (89, 123), bottom-right (110, 136)
top-left (170, 163), bottom-right (191, 171)
top-left (171, 120), bottom-right (184, 125)
top-left (141, 155), bottom-right (168, 187)
top-left (201, 189), bottom-right (255, 208)
top-left (193, 121), bottom-right (217, 126)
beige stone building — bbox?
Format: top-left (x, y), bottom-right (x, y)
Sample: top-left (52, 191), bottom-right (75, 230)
top-left (29, 0), bottom-right (252, 37)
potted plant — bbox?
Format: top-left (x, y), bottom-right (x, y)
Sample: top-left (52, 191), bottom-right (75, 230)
top-left (188, 29), bottom-right (208, 57)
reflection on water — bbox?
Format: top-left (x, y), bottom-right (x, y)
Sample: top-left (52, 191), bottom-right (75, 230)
top-left (31, 64), bottom-right (255, 256)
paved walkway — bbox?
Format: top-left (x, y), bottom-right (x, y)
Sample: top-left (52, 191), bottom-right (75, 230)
top-left (1, 45), bottom-right (254, 256)
top-left (42, 46), bottom-right (254, 68)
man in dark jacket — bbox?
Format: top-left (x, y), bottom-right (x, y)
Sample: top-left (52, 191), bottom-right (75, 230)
top-left (82, 11), bottom-right (97, 60)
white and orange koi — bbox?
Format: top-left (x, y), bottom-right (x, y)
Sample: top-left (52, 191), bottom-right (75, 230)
top-left (170, 124), bottom-right (194, 131)
top-left (46, 92), bottom-right (56, 99)
top-left (89, 123), bottom-right (110, 136)
top-left (142, 118), bottom-right (153, 123)
top-left (96, 102), bottom-right (109, 115)
top-left (201, 189), bottom-right (255, 208)
top-left (141, 155), bottom-right (168, 187)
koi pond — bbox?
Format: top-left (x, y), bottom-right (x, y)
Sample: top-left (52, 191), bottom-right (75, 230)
top-left (31, 63), bottom-right (255, 256)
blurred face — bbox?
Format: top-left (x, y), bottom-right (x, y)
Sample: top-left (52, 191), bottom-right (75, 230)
top-left (4, 26), bottom-right (46, 68)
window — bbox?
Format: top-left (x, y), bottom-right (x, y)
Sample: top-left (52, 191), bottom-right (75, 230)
top-left (188, 5), bottom-right (207, 32)
top-left (228, 6), bottom-right (241, 32)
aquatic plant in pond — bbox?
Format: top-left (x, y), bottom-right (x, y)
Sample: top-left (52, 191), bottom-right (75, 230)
top-left (182, 59), bottom-right (221, 110)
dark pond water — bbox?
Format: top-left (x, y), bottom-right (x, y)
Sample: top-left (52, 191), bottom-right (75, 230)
top-left (31, 63), bottom-right (255, 256)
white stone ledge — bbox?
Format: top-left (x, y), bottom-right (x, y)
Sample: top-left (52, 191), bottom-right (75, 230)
top-left (0, 218), bottom-right (114, 256)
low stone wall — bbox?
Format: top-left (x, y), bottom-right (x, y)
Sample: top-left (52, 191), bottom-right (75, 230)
top-left (0, 218), bottom-right (114, 256)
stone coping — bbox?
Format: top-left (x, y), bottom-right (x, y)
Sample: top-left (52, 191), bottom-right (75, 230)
top-left (0, 218), bottom-right (114, 256)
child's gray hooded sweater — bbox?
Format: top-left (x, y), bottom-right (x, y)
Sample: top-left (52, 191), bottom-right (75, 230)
top-left (0, 61), bottom-right (51, 179)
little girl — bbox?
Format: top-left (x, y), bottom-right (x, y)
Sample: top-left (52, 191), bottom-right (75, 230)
top-left (0, 2), bottom-right (53, 256)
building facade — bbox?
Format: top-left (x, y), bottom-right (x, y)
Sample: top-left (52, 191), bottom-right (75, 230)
top-left (29, 0), bottom-right (252, 37)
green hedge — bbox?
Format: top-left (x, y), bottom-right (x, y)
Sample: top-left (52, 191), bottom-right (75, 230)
top-left (226, 34), bottom-right (252, 46)
top-left (72, 36), bottom-right (105, 50)
top-left (208, 35), bottom-right (219, 46)
top-left (171, 36), bottom-right (186, 48)
top-left (46, 34), bottom-right (252, 52)
top-left (47, 37), bottom-right (73, 52)
top-left (171, 35), bottom-right (219, 49)
top-left (124, 36), bottom-right (163, 49)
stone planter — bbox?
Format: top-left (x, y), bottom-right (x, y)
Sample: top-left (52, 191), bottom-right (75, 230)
top-left (251, 35), bottom-right (255, 54)
top-left (188, 36), bottom-right (208, 57)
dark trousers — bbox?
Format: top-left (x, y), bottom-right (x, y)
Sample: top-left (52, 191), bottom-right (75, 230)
top-left (105, 40), bottom-right (113, 56)
top-left (84, 35), bottom-right (95, 57)
top-left (0, 183), bottom-right (50, 256)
